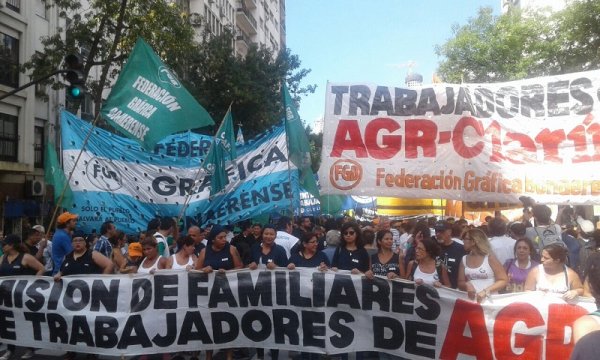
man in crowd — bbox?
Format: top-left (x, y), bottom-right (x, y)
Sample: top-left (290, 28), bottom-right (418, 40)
top-left (488, 218), bottom-right (516, 266)
top-left (275, 216), bottom-right (299, 258)
top-left (435, 220), bottom-right (465, 289)
top-left (153, 217), bottom-right (174, 258)
top-left (24, 226), bottom-right (44, 262)
top-left (525, 204), bottom-right (565, 251)
top-left (51, 212), bottom-right (78, 275)
top-left (188, 225), bottom-right (205, 256)
top-left (251, 223), bottom-right (263, 245)
top-left (94, 220), bottom-right (116, 259)
top-left (231, 223), bottom-right (254, 265)
top-left (293, 216), bottom-right (313, 239)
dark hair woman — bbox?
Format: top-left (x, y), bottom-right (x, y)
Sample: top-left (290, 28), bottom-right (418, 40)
top-left (524, 243), bottom-right (582, 300)
top-left (137, 237), bottom-right (168, 274)
top-left (196, 225), bottom-right (242, 273)
top-left (288, 232), bottom-right (329, 271)
top-left (503, 237), bottom-right (538, 293)
top-left (407, 237), bottom-right (450, 287)
top-left (248, 224), bottom-right (288, 270)
top-left (365, 230), bottom-right (405, 280)
top-left (332, 222), bottom-right (370, 274)
top-left (168, 235), bottom-right (198, 271)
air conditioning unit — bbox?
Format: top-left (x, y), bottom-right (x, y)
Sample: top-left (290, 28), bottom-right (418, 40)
top-left (26, 180), bottom-right (45, 197)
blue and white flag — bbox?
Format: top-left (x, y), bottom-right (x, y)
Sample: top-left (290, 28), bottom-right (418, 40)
top-left (60, 110), bottom-right (299, 233)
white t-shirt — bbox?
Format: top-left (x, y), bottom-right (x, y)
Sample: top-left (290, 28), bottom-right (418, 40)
top-left (489, 235), bottom-right (516, 266)
top-left (275, 231), bottom-right (299, 258)
top-left (153, 232), bottom-right (170, 258)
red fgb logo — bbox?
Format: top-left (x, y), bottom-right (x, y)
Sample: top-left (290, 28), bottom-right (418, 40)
top-left (330, 159), bottom-right (362, 190)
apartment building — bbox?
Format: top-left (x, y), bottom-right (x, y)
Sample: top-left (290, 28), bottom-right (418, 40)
top-left (0, 0), bottom-right (286, 234)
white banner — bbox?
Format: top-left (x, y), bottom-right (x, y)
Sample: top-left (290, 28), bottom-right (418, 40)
top-left (0, 269), bottom-right (595, 358)
top-left (318, 71), bottom-right (600, 204)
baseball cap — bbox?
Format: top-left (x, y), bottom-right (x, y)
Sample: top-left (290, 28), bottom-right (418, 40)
top-left (32, 225), bottom-right (45, 233)
top-left (57, 212), bottom-right (78, 225)
top-left (434, 221), bottom-right (452, 233)
top-left (128, 242), bottom-right (143, 257)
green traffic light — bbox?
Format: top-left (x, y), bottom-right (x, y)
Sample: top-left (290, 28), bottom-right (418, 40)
top-left (70, 87), bottom-right (81, 97)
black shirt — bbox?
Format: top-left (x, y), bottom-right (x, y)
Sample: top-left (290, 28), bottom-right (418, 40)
top-left (438, 241), bottom-right (466, 289)
top-left (61, 249), bottom-right (101, 276)
top-left (332, 247), bottom-right (370, 273)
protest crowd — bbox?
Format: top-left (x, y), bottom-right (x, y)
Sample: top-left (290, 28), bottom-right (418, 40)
top-left (2, 197), bottom-right (600, 360)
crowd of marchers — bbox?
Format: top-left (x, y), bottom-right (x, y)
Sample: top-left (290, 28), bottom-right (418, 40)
top-left (1, 202), bottom-right (600, 360)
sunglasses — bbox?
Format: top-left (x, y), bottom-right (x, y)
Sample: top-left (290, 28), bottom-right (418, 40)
top-left (343, 230), bottom-right (356, 236)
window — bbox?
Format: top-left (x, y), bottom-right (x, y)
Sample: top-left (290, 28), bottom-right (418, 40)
top-left (0, 33), bottom-right (20, 88)
top-left (6, 0), bottom-right (21, 13)
top-left (0, 113), bottom-right (19, 162)
top-left (34, 126), bottom-right (44, 168)
top-left (35, 0), bottom-right (47, 19)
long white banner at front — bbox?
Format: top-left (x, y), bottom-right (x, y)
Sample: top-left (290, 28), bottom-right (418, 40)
top-left (318, 71), bottom-right (600, 204)
top-left (0, 269), bottom-right (594, 358)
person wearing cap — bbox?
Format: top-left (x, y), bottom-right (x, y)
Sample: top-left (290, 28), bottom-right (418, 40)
top-left (51, 212), bottom-right (78, 275)
top-left (120, 242), bottom-right (143, 273)
top-left (435, 220), bottom-right (466, 289)
top-left (0, 234), bottom-right (45, 360)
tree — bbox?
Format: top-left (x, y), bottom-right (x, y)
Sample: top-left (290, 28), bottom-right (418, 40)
top-left (184, 26), bottom-right (316, 138)
top-left (435, 1), bottom-right (600, 83)
top-left (22, 0), bottom-right (196, 115)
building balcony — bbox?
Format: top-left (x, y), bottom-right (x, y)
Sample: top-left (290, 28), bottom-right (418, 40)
top-left (243, 0), bottom-right (257, 10)
top-left (236, 5), bottom-right (257, 35)
top-left (5, 0), bottom-right (21, 13)
top-left (235, 31), bottom-right (251, 56)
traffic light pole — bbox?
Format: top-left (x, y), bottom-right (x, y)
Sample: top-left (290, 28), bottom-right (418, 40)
top-left (0, 69), bottom-right (68, 102)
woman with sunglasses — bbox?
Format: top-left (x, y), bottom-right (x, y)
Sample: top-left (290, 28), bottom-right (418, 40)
top-left (332, 222), bottom-right (370, 274)
top-left (365, 230), bottom-right (405, 280)
top-left (457, 228), bottom-right (508, 303)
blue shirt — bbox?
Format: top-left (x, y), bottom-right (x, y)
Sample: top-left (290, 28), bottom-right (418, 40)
top-left (289, 250), bottom-right (330, 268)
top-left (51, 228), bottom-right (73, 275)
top-left (250, 243), bottom-right (288, 267)
top-left (93, 235), bottom-right (113, 259)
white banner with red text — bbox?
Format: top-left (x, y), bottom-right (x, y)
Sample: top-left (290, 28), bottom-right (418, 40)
top-left (0, 269), bottom-right (594, 358)
top-left (318, 71), bottom-right (600, 204)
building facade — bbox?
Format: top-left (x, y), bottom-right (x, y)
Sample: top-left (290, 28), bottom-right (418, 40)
top-left (0, 0), bottom-right (286, 235)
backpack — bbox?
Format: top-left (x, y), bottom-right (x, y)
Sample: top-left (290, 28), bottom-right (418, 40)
top-left (534, 224), bottom-right (565, 250)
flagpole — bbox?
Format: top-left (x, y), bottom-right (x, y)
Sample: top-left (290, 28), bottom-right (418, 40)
top-left (46, 111), bottom-right (101, 239)
top-left (281, 80), bottom-right (296, 219)
top-left (176, 102), bottom-right (234, 226)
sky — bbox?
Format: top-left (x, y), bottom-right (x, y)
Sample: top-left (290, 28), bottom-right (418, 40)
top-left (285, 0), bottom-right (501, 132)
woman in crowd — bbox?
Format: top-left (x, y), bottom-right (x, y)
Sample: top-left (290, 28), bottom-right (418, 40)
top-left (406, 237), bottom-right (450, 287)
top-left (54, 232), bottom-right (113, 279)
top-left (247, 224), bottom-right (287, 360)
top-left (524, 243), bottom-right (583, 300)
top-left (287, 232), bottom-right (328, 360)
top-left (402, 221), bottom-right (431, 273)
top-left (0, 235), bottom-right (45, 360)
top-left (248, 224), bottom-right (288, 270)
top-left (120, 242), bottom-right (143, 274)
top-left (53, 231), bottom-right (113, 360)
top-left (195, 225), bottom-right (242, 360)
top-left (288, 232), bottom-right (329, 270)
top-left (137, 237), bottom-right (168, 274)
top-left (167, 235), bottom-right (197, 271)
top-left (331, 222), bottom-right (370, 274)
top-left (503, 237), bottom-right (539, 293)
top-left (109, 230), bottom-right (127, 273)
top-left (197, 225), bottom-right (243, 273)
top-left (458, 228), bottom-right (508, 303)
top-left (365, 230), bottom-right (405, 280)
